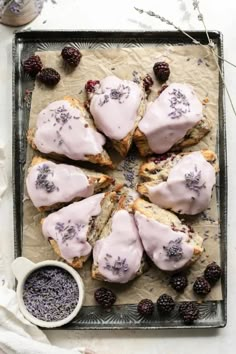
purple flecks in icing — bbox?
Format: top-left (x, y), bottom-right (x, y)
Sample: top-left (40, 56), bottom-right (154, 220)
top-left (104, 254), bottom-right (129, 275)
top-left (163, 237), bottom-right (183, 261)
top-left (168, 88), bottom-right (190, 119)
top-left (35, 164), bottom-right (58, 193)
top-left (98, 84), bottom-right (131, 107)
top-left (55, 221), bottom-right (86, 244)
top-left (185, 165), bottom-right (206, 196)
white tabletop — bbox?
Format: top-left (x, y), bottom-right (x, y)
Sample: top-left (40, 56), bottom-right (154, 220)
top-left (0, 0), bottom-right (236, 353)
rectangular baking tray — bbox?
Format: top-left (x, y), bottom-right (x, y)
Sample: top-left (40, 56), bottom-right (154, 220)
top-left (12, 30), bottom-right (227, 329)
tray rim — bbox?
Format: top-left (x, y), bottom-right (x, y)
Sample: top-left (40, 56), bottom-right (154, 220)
top-left (12, 29), bottom-right (227, 330)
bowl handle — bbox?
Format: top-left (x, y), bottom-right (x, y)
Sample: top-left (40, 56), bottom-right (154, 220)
top-left (12, 257), bottom-right (35, 283)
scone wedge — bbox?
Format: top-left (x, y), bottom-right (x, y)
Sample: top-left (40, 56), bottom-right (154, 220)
top-left (41, 192), bottom-right (117, 268)
top-left (87, 76), bottom-right (146, 157)
top-left (26, 156), bottom-right (114, 212)
top-left (134, 83), bottom-right (212, 156)
top-left (133, 198), bottom-right (203, 272)
top-left (92, 193), bottom-right (146, 283)
top-left (27, 96), bottom-right (113, 167)
top-left (137, 150), bottom-right (218, 215)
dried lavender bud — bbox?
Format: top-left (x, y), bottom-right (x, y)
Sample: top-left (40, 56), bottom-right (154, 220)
top-left (35, 164), bottom-right (57, 193)
top-left (98, 84), bottom-right (131, 106)
top-left (55, 221), bottom-right (85, 244)
top-left (23, 266), bottom-right (79, 322)
top-left (185, 165), bottom-right (206, 196)
top-left (163, 237), bottom-right (183, 261)
top-left (104, 255), bottom-right (129, 276)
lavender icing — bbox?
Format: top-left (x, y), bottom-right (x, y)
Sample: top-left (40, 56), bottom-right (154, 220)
top-left (134, 211), bottom-right (194, 272)
top-left (148, 151), bottom-right (216, 215)
top-left (42, 193), bottom-right (105, 261)
top-left (26, 160), bottom-right (94, 208)
top-left (34, 100), bottom-right (106, 160)
top-left (90, 76), bottom-right (142, 140)
top-left (138, 83), bottom-right (203, 153)
top-left (93, 210), bottom-right (143, 283)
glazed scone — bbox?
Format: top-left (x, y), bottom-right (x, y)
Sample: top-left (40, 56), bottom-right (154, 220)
top-left (133, 198), bottom-right (203, 272)
top-left (138, 150), bottom-right (217, 215)
top-left (87, 76), bottom-right (146, 157)
top-left (134, 83), bottom-right (212, 156)
top-left (27, 97), bottom-right (112, 167)
top-left (41, 192), bottom-right (117, 268)
top-left (92, 194), bottom-right (145, 283)
top-left (26, 156), bottom-right (114, 212)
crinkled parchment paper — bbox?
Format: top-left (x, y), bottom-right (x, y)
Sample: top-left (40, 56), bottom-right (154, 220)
top-left (23, 44), bottom-right (222, 304)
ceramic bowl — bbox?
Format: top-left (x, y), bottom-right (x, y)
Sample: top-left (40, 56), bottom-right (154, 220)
top-left (12, 257), bottom-right (85, 328)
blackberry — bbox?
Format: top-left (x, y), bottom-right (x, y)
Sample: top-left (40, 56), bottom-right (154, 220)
top-left (137, 299), bottom-right (154, 317)
top-left (193, 277), bottom-right (211, 296)
top-left (143, 74), bottom-right (154, 93)
top-left (37, 68), bottom-right (60, 86)
top-left (204, 262), bottom-right (222, 284)
top-left (85, 80), bottom-right (100, 94)
top-left (61, 46), bottom-right (82, 67)
top-left (153, 61), bottom-right (170, 82)
top-left (170, 273), bottom-right (188, 292)
top-left (23, 55), bottom-right (43, 77)
top-left (179, 302), bottom-right (199, 325)
top-left (94, 287), bottom-right (116, 308)
top-left (157, 294), bottom-right (175, 313)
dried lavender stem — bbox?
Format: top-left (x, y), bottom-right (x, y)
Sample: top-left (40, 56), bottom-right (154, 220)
top-left (135, 5), bottom-right (236, 116)
top-left (192, 0), bottom-right (236, 116)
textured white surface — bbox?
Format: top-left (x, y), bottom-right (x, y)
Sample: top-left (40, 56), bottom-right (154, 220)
top-left (0, 0), bottom-right (236, 353)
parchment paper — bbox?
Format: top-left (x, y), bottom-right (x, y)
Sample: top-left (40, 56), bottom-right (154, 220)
top-left (23, 44), bottom-right (222, 304)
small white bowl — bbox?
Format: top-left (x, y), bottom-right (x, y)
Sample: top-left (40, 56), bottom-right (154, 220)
top-left (12, 257), bottom-right (85, 328)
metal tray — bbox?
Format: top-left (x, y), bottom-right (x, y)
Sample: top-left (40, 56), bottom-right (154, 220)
top-left (12, 30), bottom-right (227, 329)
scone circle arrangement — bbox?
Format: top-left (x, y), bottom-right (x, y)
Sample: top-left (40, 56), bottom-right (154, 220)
top-left (26, 67), bottom-right (218, 292)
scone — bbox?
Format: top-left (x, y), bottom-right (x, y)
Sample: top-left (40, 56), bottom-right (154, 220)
top-left (134, 83), bottom-right (212, 156)
top-left (92, 194), bottom-right (145, 283)
top-left (133, 198), bottom-right (203, 272)
top-left (27, 97), bottom-right (112, 167)
top-left (26, 156), bottom-right (114, 212)
top-left (137, 150), bottom-right (217, 215)
top-left (41, 192), bottom-right (117, 268)
top-left (87, 76), bottom-right (146, 157)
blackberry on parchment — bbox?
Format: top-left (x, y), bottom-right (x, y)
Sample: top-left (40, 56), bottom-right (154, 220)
top-left (204, 262), bottom-right (222, 285)
top-left (170, 273), bottom-right (188, 292)
top-left (193, 277), bottom-right (211, 296)
top-left (61, 46), bottom-right (82, 67)
top-left (23, 55), bottom-right (43, 77)
top-left (37, 68), bottom-right (61, 86)
top-left (153, 61), bottom-right (170, 82)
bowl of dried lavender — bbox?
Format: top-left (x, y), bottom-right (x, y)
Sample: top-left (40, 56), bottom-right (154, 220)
top-left (12, 257), bottom-right (85, 328)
